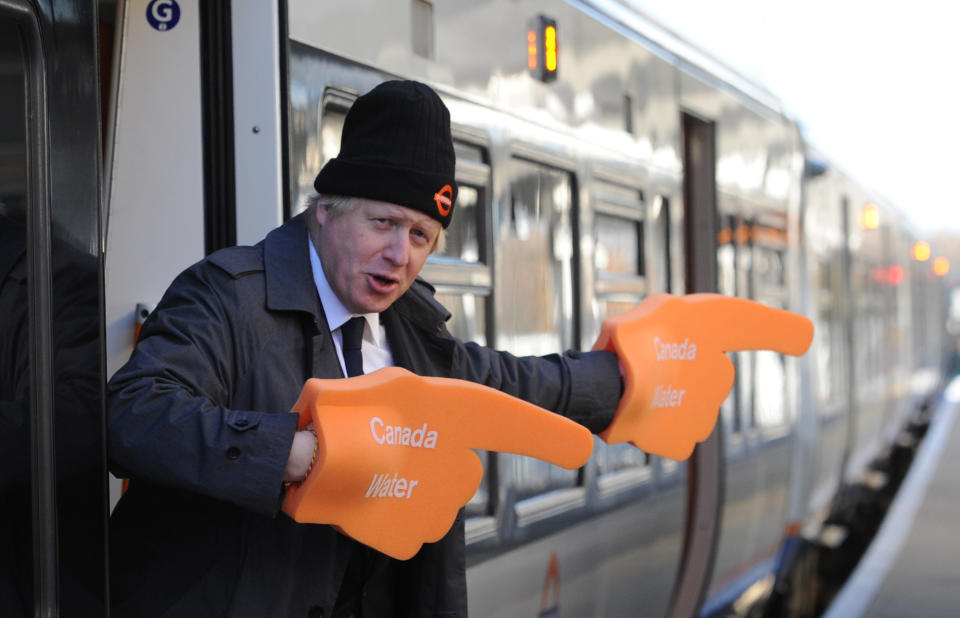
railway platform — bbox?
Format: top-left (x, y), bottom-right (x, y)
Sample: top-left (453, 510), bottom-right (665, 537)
top-left (823, 376), bottom-right (960, 617)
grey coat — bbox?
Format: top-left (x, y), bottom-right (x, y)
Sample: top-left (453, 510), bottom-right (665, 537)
top-left (107, 213), bottom-right (621, 617)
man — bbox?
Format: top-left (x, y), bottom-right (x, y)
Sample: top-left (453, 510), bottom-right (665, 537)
top-left (108, 80), bottom-right (622, 617)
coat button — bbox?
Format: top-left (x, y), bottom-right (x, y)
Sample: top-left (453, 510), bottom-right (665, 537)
top-left (235, 418), bottom-right (249, 428)
top-left (226, 446), bottom-right (241, 460)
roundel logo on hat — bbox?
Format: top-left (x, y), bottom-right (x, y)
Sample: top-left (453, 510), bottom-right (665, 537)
top-left (434, 185), bottom-right (453, 217)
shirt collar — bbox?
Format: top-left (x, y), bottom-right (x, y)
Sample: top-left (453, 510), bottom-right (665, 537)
top-left (308, 238), bottom-right (384, 346)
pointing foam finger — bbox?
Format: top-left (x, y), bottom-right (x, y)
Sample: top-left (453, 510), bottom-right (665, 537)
top-left (684, 295), bottom-right (814, 355)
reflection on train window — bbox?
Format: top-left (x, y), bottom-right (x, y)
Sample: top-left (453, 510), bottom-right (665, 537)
top-left (651, 195), bottom-right (672, 293)
top-left (0, 30), bottom-right (27, 214)
top-left (718, 242), bottom-right (736, 296)
top-left (594, 213), bottom-right (641, 275)
top-left (716, 220), bottom-right (740, 435)
top-left (0, 24), bottom-right (32, 615)
top-left (320, 102), bottom-right (347, 164)
top-left (438, 183), bottom-right (482, 263)
top-left (497, 158), bottom-right (575, 356)
top-left (717, 216), bottom-right (740, 433)
top-left (463, 450), bottom-right (491, 518)
top-left (592, 182), bottom-right (646, 332)
top-left (496, 157), bottom-right (579, 508)
top-left (435, 291), bottom-right (487, 347)
top-left (753, 236), bottom-right (788, 428)
top-left (505, 452), bottom-right (578, 501)
top-left (429, 140), bottom-right (494, 527)
top-left (717, 215), bottom-right (738, 297)
top-left (453, 140), bottom-right (484, 163)
top-left (441, 140), bottom-right (488, 264)
top-left (591, 182), bottom-right (650, 494)
top-left (756, 246), bottom-right (785, 289)
top-left (288, 92), bottom-right (353, 215)
top-left (597, 298), bottom-right (638, 320)
top-left (755, 350), bottom-right (788, 427)
top-left (738, 343), bottom-right (755, 430)
top-left (597, 442), bottom-right (647, 471)
top-left (737, 234), bottom-right (753, 295)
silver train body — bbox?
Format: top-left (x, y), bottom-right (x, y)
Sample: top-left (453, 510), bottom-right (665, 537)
top-left (1, 0), bottom-right (948, 615)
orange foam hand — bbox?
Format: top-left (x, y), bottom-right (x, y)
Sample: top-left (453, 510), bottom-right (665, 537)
top-left (281, 367), bottom-right (595, 560)
top-left (593, 293), bottom-right (814, 461)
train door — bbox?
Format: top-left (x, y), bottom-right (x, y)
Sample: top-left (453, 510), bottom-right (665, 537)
top-left (0, 1), bottom-right (108, 615)
top-left (668, 111), bottom-right (724, 617)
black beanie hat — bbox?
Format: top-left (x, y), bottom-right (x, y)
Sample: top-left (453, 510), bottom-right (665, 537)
top-left (313, 80), bottom-right (458, 228)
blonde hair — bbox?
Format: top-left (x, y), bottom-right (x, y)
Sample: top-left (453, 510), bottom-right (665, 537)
top-left (305, 193), bottom-right (446, 254)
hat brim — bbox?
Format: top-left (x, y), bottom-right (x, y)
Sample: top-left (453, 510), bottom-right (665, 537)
top-left (313, 158), bottom-right (457, 228)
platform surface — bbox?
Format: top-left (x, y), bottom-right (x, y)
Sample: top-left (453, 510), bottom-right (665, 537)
top-left (824, 377), bottom-right (960, 618)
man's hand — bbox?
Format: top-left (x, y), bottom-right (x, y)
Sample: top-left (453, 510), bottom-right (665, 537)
top-left (281, 368), bottom-right (594, 560)
top-left (593, 293), bottom-right (814, 460)
top-left (283, 430), bottom-right (318, 482)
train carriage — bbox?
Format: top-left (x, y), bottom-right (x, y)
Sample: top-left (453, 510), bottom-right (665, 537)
top-left (0, 0), bottom-right (949, 615)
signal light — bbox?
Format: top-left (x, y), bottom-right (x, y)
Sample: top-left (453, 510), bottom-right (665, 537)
top-left (527, 30), bottom-right (537, 70)
top-left (934, 257), bottom-right (950, 277)
top-left (528, 15), bottom-right (558, 83)
top-left (912, 241), bottom-right (931, 262)
top-left (887, 264), bottom-right (904, 285)
top-left (545, 24), bottom-right (557, 72)
top-left (861, 203), bottom-right (879, 230)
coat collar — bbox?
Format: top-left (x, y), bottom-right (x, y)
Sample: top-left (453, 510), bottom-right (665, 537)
top-left (263, 213), bottom-right (322, 318)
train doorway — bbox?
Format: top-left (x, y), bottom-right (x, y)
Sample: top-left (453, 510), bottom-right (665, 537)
top-left (668, 111), bottom-right (724, 617)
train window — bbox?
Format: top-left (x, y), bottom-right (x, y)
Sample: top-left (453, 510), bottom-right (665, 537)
top-left (1, 21), bottom-right (33, 614)
top-left (595, 214), bottom-right (642, 276)
top-left (716, 215), bottom-right (741, 434)
top-left (317, 102), bottom-right (490, 272)
top-left (434, 291), bottom-right (487, 346)
top-left (3, 13), bottom-right (106, 614)
top-left (495, 156), bottom-right (580, 514)
top-left (752, 232), bottom-right (788, 429)
top-left (429, 139), bottom-right (495, 526)
top-left (717, 214), bottom-right (737, 296)
top-left (728, 220), bottom-right (790, 432)
top-left (320, 100), bottom-right (348, 166)
top-left (593, 182), bottom-right (645, 321)
top-left (437, 184), bottom-right (483, 263)
top-left (463, 453), bottom-right (494, 518)
top-left (755, 350), bottom-right (788, 428)
top-left (755, 245), bottom-right (786, 290)
top-left (651, 195), bottom-right (672, 293)
top-left (425, 138), bottom-right (491, 310)
top-left (732, 218), bottom-right (755, 429)
top-left (288, 89), bottom-right (354, 215)
top-left (497, 158), bottom-right (575, 356)
top-left (591, 182), bottom-right (651, 494)
top-left (454, 139), bottom-right (484, 163)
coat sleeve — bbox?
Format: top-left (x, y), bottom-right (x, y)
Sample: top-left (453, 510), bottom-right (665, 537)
top-left (107, 263), bottom-right (298, 517)
top-left (450, 339), bottom-right (622, 434)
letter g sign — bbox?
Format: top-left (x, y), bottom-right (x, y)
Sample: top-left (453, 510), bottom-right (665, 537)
top-left (147, 0), bottom-right (181, 32)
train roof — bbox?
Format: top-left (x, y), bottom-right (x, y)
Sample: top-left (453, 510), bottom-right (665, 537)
top-left (576, 0), bottom-right (787, 118)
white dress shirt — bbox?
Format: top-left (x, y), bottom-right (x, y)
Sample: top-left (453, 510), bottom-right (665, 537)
top-left (308, 239), bottom-right (394, 376)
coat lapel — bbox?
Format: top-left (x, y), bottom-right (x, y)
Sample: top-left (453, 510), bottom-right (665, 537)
top-left (262, 214), bottom-right (344, 379)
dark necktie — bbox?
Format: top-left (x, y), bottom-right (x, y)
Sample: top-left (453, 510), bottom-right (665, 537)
top-left (340, 316), bottom-right (366, 377)
top-left (335, 316), bottom-right (378, 613)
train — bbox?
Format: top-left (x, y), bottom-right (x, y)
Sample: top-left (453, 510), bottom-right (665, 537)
top-left (1, 0), bottom-right (952, 616)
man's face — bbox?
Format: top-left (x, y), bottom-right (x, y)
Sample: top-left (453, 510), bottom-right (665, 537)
top-left (315, 199), bottom-right (442, 314)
